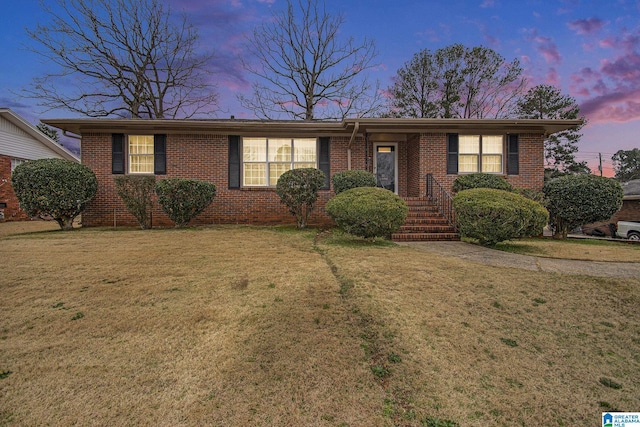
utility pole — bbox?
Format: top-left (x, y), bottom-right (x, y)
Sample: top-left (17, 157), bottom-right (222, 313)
top-left (598, 153), bottom-right (603, 176)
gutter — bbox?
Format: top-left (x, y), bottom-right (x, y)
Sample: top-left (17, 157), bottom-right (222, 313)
top-left (347, 121), bottom-right (360, 170)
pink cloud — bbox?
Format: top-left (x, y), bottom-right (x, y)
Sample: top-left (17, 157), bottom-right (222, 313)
top-left (534, 36), bottom-right (562, 64)
top-left (545, 68), bottom-right (560, 86)
top-left (581, 89), bottom-right (640, 122)
top-left (599, 36), bottom-right (616, 48)
top-left (567, 17), bottom-right (605, 35)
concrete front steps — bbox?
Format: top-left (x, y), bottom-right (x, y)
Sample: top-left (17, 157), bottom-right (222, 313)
top-left (392, 197), bottom-right (460, 242)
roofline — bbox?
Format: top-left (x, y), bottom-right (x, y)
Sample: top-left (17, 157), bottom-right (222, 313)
top-left (0, 108), bottom-right (80, 162)
top-left (41, 117), bottom-right (583, 137)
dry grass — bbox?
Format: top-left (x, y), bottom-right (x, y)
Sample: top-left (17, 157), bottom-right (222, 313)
top-left (0, 220), bottom-right (59, 238)
top-left (1, 223), bottom-right (639, 426)
top-left (494, 237), bottom-right (640, 262)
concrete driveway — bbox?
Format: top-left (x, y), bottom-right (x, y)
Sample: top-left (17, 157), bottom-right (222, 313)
top-left (401, 241), bottom-right (640, 278)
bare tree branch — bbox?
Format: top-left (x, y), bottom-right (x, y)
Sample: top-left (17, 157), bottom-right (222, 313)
top-left (25, 0), bottom-right (218, 118)
top-left (239, 0), bottom-right (382, 120)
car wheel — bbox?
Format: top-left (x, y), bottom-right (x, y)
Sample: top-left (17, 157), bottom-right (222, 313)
top-left (628, 231), bottom-right (640, 241)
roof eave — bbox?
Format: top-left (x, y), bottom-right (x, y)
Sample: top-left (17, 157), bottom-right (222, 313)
top-left (0, 108), bottom-right (80, 162)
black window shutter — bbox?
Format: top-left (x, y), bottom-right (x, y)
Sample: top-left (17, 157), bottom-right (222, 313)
top-left (318, 137), bottom-right (330, 189)
top-left (507, 134), bottom-right (519, 175)
top-left (446, 133), bottom-right (459, 174)
top-left (154, 134), bottom-right (167, 175)
top-left (112, 133), bottom-right (125, 174)
top-left (228, 135), bottom-right (240, 189)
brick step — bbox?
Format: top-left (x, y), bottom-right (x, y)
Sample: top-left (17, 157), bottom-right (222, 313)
top-left (398, 225), bottom-right (457, 233)
top-left (403, 199), bottom-right (438, 207)
top-left (392, 232), bottom-right (460, 242)
top-left (406, 210), bottom-right (442, 218)
top-left (404, 217), bottom-right (451, 225)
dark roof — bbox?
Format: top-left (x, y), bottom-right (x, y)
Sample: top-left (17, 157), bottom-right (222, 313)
top-left (622, 179), bottom-right (640, 199)
top-left (42, 117), bottom-right (583, 138)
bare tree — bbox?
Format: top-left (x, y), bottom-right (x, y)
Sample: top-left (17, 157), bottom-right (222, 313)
top-left (239, 0), bottom-right (381, 120)
top-left (26, 0), bottom-right (218, 118)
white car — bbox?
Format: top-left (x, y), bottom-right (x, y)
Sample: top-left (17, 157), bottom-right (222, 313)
top-left (617, 221), bottom-right (640, 240)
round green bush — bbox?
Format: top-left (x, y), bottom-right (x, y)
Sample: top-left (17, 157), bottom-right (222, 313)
top-left (453, 188), bottom-right (548, 246)
top-left (543, 174), bottom-right (623, 238)
top-left (276, 168), bottom-right (326, 228)
top-left (11, 158), bottom-right (97, 230)
top-left (452, 173), bottom-right (513, 193)
top-left (332, 170), bottom-right (376, 194)
top-left (155, 178), bottom-right (217, 227)
top-left (325, 187), bottom-right (408, 239)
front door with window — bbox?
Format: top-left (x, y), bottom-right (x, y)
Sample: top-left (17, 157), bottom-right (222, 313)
top-left (374, 144), bottom-right (397, 193)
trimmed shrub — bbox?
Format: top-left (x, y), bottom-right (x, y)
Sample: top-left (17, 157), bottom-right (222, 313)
top-left (155, 178), bottom-right (217, 227)
top-left (11, 158), bottom-right (97, 230)
top-left (276, 168), bottom-right (326, 229)
top-left (513, 187), bottom-right (545, 204)
top-left (115, 176), bottom-right (156, 229)
top-left (452, 173), bottom-right (513, 193)
top-left (453, 188), bottom-right (548, 246)
top-left (325, 187), bottom-right (408, 240)
top-left (332, 170), bottom-right (376, 194)
top-left (543, 174), bottom-right (623, 238)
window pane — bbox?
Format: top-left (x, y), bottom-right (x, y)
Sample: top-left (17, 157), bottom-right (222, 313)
top-left (483, 136), bottom-right (503, 154)
top-left (269, 138), bottom-right (292, 162)
top-left (459, 154), bottom-right (479, 173)
top-left (459, 135), bottom-right (480, 154)
top-left (129, 135), bottom-right (154, 173)
top-left (243, 163), bottom-right (266, 186)
top-left (294, 138), bottom-right (317, 162)
top-left (269, 163), bottom-right (292, 186)
top-left (482, 155), bottom-right (502, 173)
top-left (243, 138), bottom-right (267, 162)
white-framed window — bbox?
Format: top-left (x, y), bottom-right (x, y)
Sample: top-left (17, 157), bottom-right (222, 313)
top-left (459, 135), bottom-right (503, 173)
top-left (10, 158), bottom-right (27, 172)
top-left (242, 137), bottom-right (317, 186)
top-left (128, 135), bottom-right (154, 174)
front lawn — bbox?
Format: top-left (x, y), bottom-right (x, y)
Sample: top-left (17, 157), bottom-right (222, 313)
top-left (494, 237), bottom-right (640, 262)
top-left (1, 225), bottom-right (638, 426)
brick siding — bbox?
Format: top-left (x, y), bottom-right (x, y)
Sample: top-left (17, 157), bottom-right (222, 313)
top-left (81, 131), bottom-right (545, 228)
top-left (0, 155), bottom-right (29, 221)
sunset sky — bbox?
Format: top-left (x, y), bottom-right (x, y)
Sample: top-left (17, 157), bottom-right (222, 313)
top-left (2, 0), bottom-right (640, 176)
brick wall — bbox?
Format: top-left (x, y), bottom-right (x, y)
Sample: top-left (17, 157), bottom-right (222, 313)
top-left (417, 132), bottom-right (545, 194)
top-left (81, 131), bottom-right (546, 228)
top-left (0, 155), bottom-right (29, 221)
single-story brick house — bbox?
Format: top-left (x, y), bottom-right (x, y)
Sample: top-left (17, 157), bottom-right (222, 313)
top-left (43, 117), bottom-right (581, 239)
top-left (1, 108), bottom-right (80, 221)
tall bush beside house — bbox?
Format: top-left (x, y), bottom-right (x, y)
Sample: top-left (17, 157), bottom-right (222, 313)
top-left (155, 178), bottom-right (217, 227)
top-left (332, 170), bottom-right (376, 194)
top-left (543, 174), bottom-right (623, 239)
top-left (325, 187), bottom-right (408, 240)
top-left (11, 158), bottom-right (97, 230)
top-left (453, 188), bottom-right (548, 246)
top-left (452, 173), bottom-right (514, 193)
top-left (276, 168), bottom-right (326, 228)
top-left (114, 176), bottom-right (156, 229)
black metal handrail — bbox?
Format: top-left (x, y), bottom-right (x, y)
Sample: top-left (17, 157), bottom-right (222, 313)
top-left (425, 174), bottom-right (457, 229)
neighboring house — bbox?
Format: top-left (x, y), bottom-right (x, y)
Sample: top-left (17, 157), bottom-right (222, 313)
top-left (43, 117), bottom-right (580, 239)
top-left (0, 108), bottom-right (80, 221)
top-left (583, 179), bottom-right (640, 237)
